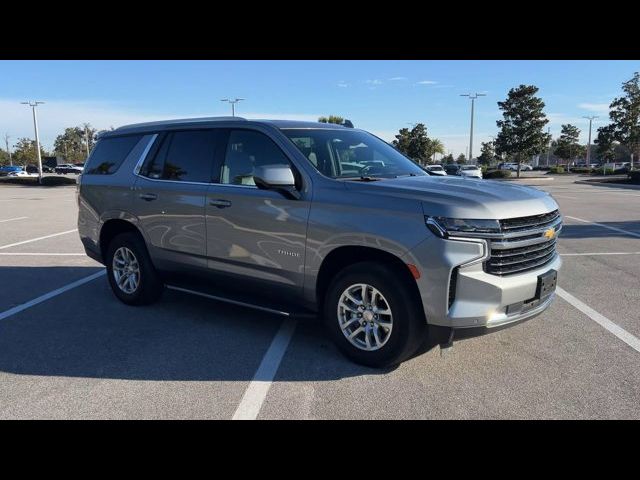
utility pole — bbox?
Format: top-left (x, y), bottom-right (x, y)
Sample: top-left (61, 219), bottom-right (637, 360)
top-left (546, 127), bottom-right (552, 166)
top-left (583, 116), bottom-right (598, 167)
top-left (460, 92), bottom-right (486, 164)
top-left (4, 134), bottom-right (11, 166)
top-left (21, 101), bottom-right (45, 183)
top-left (220, 98), bottom-right (245, 117)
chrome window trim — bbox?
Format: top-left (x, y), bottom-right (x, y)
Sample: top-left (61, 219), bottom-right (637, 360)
top-left (132, 134), bottom-right (159, 176)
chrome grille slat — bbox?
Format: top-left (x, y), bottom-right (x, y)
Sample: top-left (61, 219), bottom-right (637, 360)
top-left (484, 210), bottom-right (561, 276)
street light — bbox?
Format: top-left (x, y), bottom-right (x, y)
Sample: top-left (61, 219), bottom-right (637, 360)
top-left (220, 98), bottom-right (245, 117)
top-left (460, 93), bottom-right (486, 163)
top-left (21, 101), bottom-right (45, 183)
top-left (4, 134), bottom-right (12, 166)
top-left (582, 116), bottom-right (598, 167)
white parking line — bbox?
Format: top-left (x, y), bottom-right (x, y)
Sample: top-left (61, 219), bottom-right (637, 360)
top-left (565, 216), bottom-right (640, 239)
top-left (0, 252), bottom-right (85, 256)
top-left (0, 229), bottom-right (78, 250)
top-left (560, 252), bottom-right (640, 256)
top-left (0, 217), bottom-right (28, 224)
top-left (557, 287), bottom-right (640, 353)
top-left (0, 270), bottom-right (106, 321)
top-left (232, 319), bottom-right (297, 420)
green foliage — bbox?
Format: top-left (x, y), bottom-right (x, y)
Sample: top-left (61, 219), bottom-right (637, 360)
top-left (392, 124), bottom-right (431, 164)
top-left (441, 153), bottom-right (455, 164)
top-left (554, 124), bottom-right (585, 162)
top-left (53, 124), bottom-right (97, 163)
top-left (593, 167), bottom-right (615, 175)
top-left (549, 166), bottom-right (565, 174)
top-left (12, 138), bottom-right (47, 166)
top-left (0, 148), bottom-right (10, 166)
top-left (570, 167), bottom-right (593, 173)
top-left (594, 124), bottom-right (618, 161)
top-left (477, 141), bottom-right (496, 166)
top-left (456, 153), bottom-right (467, 164)
top-left (495, 85), bottom-right (551, 172)
top-left (484, 169), bottom-right (512, 179)
top-left (608, 72), bottom-right (640, 158)
top-left (318, 115), bottom-right (345, 125)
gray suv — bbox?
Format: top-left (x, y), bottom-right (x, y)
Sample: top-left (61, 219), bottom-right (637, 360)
top-left (78, 117), bottom-right (562, 367)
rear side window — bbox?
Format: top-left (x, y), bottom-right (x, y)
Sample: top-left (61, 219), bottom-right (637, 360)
top-left (84, 135), bottom-right (143, 175)
top-left (143, 130), bottom-right (217, 183)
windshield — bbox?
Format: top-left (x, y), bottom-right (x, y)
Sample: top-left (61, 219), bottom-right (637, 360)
top-left (461, 165), bottom-right (478, 170)
top-left (281, 128), bottom-right (427, 179)
top-left (429, 165), bottom-right (443, 170)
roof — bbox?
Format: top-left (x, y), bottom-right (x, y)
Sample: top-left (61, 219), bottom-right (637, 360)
top-left (108, 116), bottom-right (349, 136)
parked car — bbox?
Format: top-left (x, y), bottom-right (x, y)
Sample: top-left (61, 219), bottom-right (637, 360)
top-left (0, 165), bottom-right (24, 177)
top-left (78, 117), bottom-right (562, 367)
top-left (459, 165), bottom-right (483, 179)
top-left (424, 165), bottom-right (447, 176)
top-left (443, 164), bottom-right (460, 175)
top-left (55, 163), bottom-right (84, 175)
top-left (7, 170), bottom-right (35, 177)
top-left (519, 164), bottom-right (533, 171)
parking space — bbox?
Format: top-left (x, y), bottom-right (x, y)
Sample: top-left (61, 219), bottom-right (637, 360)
top-left (1, 177), bottom-right (639, 419)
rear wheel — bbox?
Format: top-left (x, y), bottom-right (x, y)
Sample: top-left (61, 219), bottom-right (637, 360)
top-left (324, 262), bottom-right (426, 368)
top-left (105, 231), bottom-right (164, 305)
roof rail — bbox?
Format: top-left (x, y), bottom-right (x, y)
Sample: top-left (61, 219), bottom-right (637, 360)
top-left (115, 116), bottom-right (247, 130)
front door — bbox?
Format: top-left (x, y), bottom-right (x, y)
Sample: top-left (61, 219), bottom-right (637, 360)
top-left (205, 128), bottom-right (310, 295)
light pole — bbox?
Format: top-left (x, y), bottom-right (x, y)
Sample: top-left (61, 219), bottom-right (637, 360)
top-left (583, 116), bottom-right (598, 167)
top-left (21, 101), bottom-right (45, 183)
top-left (220, 98), bottom-right (245, 117)
top-left (545, 127), bottom-right (552, 166)
top-left (4, 134), bottom-right (12, 166)
top-left (460, 93), bottom-right (486, 164)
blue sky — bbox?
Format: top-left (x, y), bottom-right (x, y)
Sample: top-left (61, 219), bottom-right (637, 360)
top-left (1, 60), bottom-right (638, 157)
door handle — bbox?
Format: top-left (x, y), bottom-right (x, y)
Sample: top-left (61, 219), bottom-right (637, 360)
top-left (209, 199), bottom-right (232, 208)
top-left (139, 193), bottom-right (158, 201)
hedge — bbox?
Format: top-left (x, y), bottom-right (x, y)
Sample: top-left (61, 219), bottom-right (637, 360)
top-left (549, 166), bottom-right (565, 174)
top-left (484, 170), bottom-right (512, 179)
top-left (0, 175), bottom-right (77, 186)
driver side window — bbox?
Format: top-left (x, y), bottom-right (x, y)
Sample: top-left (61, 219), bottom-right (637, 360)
top-left (220, 130), bottom-right (291, 186)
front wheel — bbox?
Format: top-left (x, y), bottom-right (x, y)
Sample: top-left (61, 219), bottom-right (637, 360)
top-left (324, 262), bottom-right (427, 368)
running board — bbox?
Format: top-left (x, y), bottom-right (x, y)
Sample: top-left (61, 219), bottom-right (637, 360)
top-left (166, 285), bottom-right (317, 319)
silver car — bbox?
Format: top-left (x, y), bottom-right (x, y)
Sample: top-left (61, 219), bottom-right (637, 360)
top-left (459, 165), bottom-right (483, 179)
top-left (78, 117), bottom-right (562, 367)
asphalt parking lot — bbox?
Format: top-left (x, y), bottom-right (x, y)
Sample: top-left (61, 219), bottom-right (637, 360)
top-left (1, 176), bottom-right (639, 419)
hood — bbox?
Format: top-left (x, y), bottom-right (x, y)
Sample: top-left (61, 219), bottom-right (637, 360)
top-left (343, 175), bottom-right (558, 219)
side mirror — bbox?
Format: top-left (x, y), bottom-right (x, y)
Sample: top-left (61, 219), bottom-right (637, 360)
top-left (253, 164), bottom-right (300, 200)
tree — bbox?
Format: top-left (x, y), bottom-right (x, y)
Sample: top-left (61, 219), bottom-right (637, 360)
top-left (456, 153), bottom-right (467, 164)
top-left (554, 124), bottom-right (585, 165)
top-left (12, 138), bottom-right (46, 167)
top-left (441, 153), bottom-right (455, 164)
top-left (318, 115), bottom-right (345, 125)
top-left (392, 123), bottom-right (431, 164)
top-left (0, 148), bottom-right (10, 166)
top-left (594, 124), bottom-right (617, 162)
top-left (608, 72), bottom-right (640, 166)
top-left (477, 141), bottom-right (496, 166)
top-left (495, 84), bottom-right (551, 177)
top-left (53, 125), bottom-right (97, 163)
top-left (427, 139), bottom-right (445, 163)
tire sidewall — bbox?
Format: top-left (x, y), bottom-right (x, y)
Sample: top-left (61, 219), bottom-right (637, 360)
top-left (105, 232), bottom-right (162, 305)
top-left (324, 262), bottom-right (423, 368)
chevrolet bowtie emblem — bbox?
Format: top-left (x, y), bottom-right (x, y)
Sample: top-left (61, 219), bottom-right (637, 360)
top-left (543, 228), bottom-right (556, 240)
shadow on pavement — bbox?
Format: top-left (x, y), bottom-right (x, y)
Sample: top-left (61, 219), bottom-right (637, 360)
top-left (559, 221), bottom-right (640, 239)
top-left (0, 266), bottom-right (408, 382)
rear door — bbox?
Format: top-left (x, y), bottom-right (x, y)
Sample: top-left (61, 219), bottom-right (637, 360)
top-left (133, 129), bottom-right (220, 271)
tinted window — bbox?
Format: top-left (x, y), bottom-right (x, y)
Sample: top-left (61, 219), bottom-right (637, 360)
top-left (85, 135), bottom-right (143, 175)
top-left (220, 130), bottom-right (291, 186)
top-left (144, 130), bottom-right (216, 183)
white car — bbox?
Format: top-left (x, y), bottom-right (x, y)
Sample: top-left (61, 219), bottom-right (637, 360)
top-left (7, 170), bottom-right (36, 177)
top-left (425, 165), bottom-right (447, 176)
top-left (501, 163), bottom-right (532, 171)
top-left (459, 165), bottom-right (483, 179)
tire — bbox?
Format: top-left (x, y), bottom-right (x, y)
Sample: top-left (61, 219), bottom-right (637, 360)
top-left (105, 231), bottom-right (164, 306)
top-left (324, 261), bottom-right (427, 368)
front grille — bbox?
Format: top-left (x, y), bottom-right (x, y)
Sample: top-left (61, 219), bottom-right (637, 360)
top-left (484, 210), bottom-right (561, 276)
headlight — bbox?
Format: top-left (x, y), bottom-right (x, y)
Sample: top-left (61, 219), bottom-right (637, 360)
top-left (425, 216), bottom-right (500, 238)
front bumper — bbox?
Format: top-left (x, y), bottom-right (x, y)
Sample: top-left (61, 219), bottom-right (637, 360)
top-left (401, 234), bottom-right (561, 329)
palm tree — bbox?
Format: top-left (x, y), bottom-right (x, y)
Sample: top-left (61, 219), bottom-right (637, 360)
top-left (428, 139), bottom-right (446, 163)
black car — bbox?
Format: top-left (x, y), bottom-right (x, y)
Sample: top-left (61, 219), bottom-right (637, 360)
top-left (444, 164), bottom-right (460, 175)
